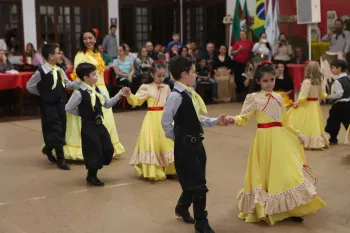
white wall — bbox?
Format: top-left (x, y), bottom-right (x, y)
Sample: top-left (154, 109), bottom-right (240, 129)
top-left (108, 0), bottom-right (119, 46)
top-left (22, 0), bottom-right (37, 49)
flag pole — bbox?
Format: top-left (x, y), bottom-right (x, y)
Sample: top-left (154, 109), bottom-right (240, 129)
top-left (308, 24), bottom-right (312, 60)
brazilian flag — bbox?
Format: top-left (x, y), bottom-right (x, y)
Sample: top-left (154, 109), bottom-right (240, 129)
top-left (251, 0), bottom-right (266, 38)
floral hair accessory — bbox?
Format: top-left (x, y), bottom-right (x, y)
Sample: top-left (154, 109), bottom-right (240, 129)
top-left (92, 28), bottom-right (99, 38)
top-left (305, 60), bottom-right (310, 65)
top-left (257, 61), bottom-right (273, 67)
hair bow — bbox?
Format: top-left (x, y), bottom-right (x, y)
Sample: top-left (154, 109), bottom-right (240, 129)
top-left (257, 61), bottom-right (273, 67)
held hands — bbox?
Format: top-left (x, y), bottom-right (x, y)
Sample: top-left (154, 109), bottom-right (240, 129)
top-left (120, 87), bottom-right (131, 97)
top-left (217, 115), bottom-right (235, 126)
top-left (293, 103), bottom-right (299, 109)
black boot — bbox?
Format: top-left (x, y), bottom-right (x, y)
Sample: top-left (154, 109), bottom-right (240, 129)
top-left (55, 147), bottom-right (70, 170)
top-left (193, 193), bottom-right (215, 233)
top-left (42, 147), bottom-right (56, 163)
top-left (175, 192), bottom-right (195, 224)
top-left (86, 169), bottom-right (104, 186)
top-left (290, 217), bottom-right (304, 223)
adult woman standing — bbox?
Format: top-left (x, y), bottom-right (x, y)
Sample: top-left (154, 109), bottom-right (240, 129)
top-left (65, 29), bottom-right (125, 160)
top-left (231, 31), bottom-right (253, 101)
top-left (213, 45), bottom-right (235, 102)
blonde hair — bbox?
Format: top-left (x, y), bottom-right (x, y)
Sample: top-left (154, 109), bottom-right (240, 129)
top-left (304, 61), bottom-right (323, 85)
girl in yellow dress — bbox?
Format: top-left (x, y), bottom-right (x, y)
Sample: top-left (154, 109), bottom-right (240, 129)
top-left (64, 29), bottom-right (125, 160)
top-left (274, 62), bottom-right (294, 107)
top-left (288, 61), bottom-right (329, 149)
top-left (124, 61), bottom-right (176, 180)
top-left (227, 62), bottom-right (326, 225)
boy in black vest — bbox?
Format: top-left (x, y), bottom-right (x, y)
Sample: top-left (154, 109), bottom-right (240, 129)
top-left (26, 43), bottom-right (81, 170)
top-left (325, 59), bottom-right (350, 144)
top-left (65, 63), bottom-right (128, 186)
top-left (161, 56), bottom-right (229, 233)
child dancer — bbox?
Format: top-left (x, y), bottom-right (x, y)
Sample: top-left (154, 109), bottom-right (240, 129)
top-left (65, 63), bottom-right (128, 186)
top-left (226, 62), bottom-right (326, 225)
top-left (26, 43), bottom-right (81, 170)
top-left (124, 61), bottom-right (176, 181)
top-left (288, 61), bottom-right (329, 149)
top-left (324, 59), bottom-right (350, 145)
top-left (162, 56), bottom-right (229, 233)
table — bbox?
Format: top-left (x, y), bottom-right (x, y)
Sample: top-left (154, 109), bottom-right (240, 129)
top-left (287, 64), bottom-right (305, 101)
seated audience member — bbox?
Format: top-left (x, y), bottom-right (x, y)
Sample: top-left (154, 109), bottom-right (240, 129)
top-left (290, 47), bottom-right (307, 64)
top-left (241, 61), bottom-right (255, 99)
top-left (0, 49), bottom-right (14, 72)
top-left (166, 43), bottom-right (179, 62)
top-left (23, 43), bottom-right (44, 67)
top-left (124, 43), bottom-right (136, 63)
top-left (113, 45), bottom-right (135, 87)
top-left (98, 44), bottom-right (113, 66)
top-left (159, 53), bottom-right (174, 89)
top-left (194, 57), bottom-right (218, 102)
top-left (133, 47), bottom-right (154, 92)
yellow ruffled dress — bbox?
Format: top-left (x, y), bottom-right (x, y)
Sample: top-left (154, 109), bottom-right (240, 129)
top-left (288, 79), bottom-right (329, 149)
top-left (127, 83), bottom-right (176, 180)
top-left (234, 91), bottom-right (326, 225)
top-left (64, 50), bottom-right (125, 160)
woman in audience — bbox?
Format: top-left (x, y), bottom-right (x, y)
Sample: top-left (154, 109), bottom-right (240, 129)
top-left (180, 46), bottom-right (189, 57)
top-left (165, 43), bottom-right (179, 62)
top-left (274, 33), bottom-right (293, 63)
top-left (274, 61), bottom-right (294, 107)
top-left (113, 44), bottom-right (135, 87)
top-left (23, 43), bottom-right (44, 67)
top-left (252, 32), bottom-right (271, 66)
top-left (213, 45), bottom-right (235, 102)
top-left (0, 49), bottom-right (13, 72)
top-left (133, 47), bottom-right (154, 92)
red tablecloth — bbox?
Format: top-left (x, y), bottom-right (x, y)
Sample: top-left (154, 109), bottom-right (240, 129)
top-left (0, 69), bottom-right (111, 91)
top-left (65, 69), bottom-right (110, 84)
top-left (287, 64), bottom-right (305, 92)
top-left (0, 72), bottom-right (34, 91)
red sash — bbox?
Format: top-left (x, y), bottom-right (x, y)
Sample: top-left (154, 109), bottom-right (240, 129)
top-left (148, 107), bottom-right (164, 111)
top-left (307, 98), bottom-right (318, 101)
top-left (257, 122), bottom-right (283, 128)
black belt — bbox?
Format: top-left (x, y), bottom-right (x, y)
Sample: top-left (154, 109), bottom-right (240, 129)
top-left (82, 115), bottom-right (103, 126)
top-left (177, 134), bottom-right (204, 144)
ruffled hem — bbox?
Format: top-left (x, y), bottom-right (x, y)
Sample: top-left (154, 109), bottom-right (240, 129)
top-left (237, 166), bottom-right (319, 216)
top-left (134, 164), bottom-right (176, 181)
top-left (61, 141), bottom-right (125, 161)
top-left (303, 134), bottom-right (330, 149)
top-left (129, 150), bottom-right (174, 167)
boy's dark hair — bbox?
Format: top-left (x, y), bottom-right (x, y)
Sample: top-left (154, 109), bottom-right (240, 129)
top-left (332, 59), bottom-right (348, 72)
top-left (172, 32), bottom-right (180, 36)
top-left (76, 63), bottom-right (97, 81)
top-left (169, 56), bottom-right (193, 80)
top-left (42, 43), bottom-right (59, 60)
top-left (250, 63), bottom-right (275, 93)
top-left (110, 25), bottom-right (117, 29)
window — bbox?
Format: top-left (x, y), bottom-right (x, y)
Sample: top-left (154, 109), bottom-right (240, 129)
top-left (135, 7), bottom-right (149, 50)
top-left (195, 7), bottom-right (204, 47)
top-left (0, 1), bottom-right (23, 54)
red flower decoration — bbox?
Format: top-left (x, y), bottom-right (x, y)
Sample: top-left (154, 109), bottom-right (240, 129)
top-left (305, 60), bottom-right (310, 65)
top-left (303, 164), bottom-right (309, 168)
top-left (257, 61), bottom-right (273, 67)
top-left (152, 60), bottom-right (164, 65)
top-left (92, 28), bottom-right (99, 38)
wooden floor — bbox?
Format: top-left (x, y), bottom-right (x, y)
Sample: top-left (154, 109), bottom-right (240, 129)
top-left (0, 103), bottom-right (349, 233)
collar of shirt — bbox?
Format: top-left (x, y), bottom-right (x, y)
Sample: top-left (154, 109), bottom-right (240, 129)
top-left (338, 72), bottom-right (348, 79)
top-left (174, 82), bottom-right (194, 94)
top-left (42, 63), bottom-right (63, 74)
top-left (80, 84), bottom-right (93, 94)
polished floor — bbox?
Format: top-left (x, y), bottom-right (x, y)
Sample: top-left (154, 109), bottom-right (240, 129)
top-left (0, 103), bottom-right (349, 233)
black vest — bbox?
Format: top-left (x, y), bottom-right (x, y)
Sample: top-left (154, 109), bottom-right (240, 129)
top-left (337, 76), bottom-right (350, 99)
top-left (173, 90), bottom-right (204, 137)
top-left (78, 87), bottom-right (104, 120)
top-left (37, 67), bottom-right (67, 104)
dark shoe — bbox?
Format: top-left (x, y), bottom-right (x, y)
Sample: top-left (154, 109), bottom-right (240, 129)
top-left (195, 218), bottom-right (215, 233)
top-left (290, 217), bottom-right (304, 223)
top-left (86, 169), bottom-right (104, 186)
top-left (175, 205), bottom-right (195, 224)
top-left (86, 175), bottom-right (104, 186)
top-left (329, 139), bottom-right (338, 145)
top-left (57, 157), bottom-right (70, 170)
top-left (42, 148), bottom-right (56, 163)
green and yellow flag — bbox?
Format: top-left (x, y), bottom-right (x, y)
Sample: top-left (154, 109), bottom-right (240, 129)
top-left (251, 0), bottom-right (266, 38)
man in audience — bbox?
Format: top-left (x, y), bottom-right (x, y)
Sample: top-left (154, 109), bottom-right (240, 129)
top-left (145, 41), bottom-right (158, 60)
top-left (290, 47), bottom-right (307, 64)
top-left (203, 42), bottom-right (217, 72)
top-left (102, 25), bottom-right (118, 59)
top-left (97, 44), bottom-right (113, 66)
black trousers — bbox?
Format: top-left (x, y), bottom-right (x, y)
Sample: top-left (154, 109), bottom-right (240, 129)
top-left (81, 121), bottom-right (114, 170)
top-left (231, 60), bottom-right (246, 101)
top-left (40, 102), bottom-right (66, 149)
top-left (325, 101), bottom-right (350, 141)
top-left (174, 136), bottom-right (208, 220)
